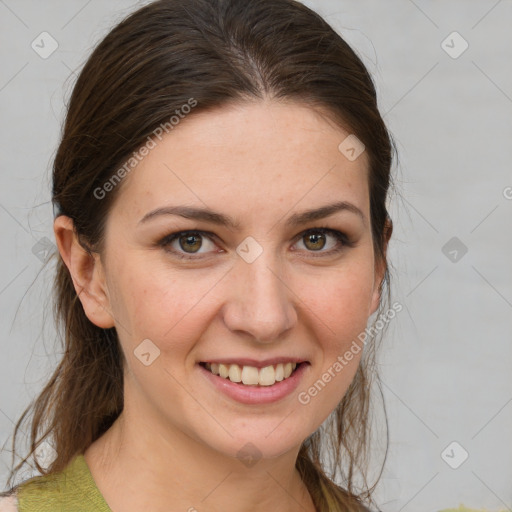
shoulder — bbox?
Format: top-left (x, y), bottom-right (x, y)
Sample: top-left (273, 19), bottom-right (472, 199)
top-left (0, 495), bottom-right (18, 512)
top-left (6, 454), bottom-right (112, 512)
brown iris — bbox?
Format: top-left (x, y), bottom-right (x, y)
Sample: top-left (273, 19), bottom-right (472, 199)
top-left (303, 232), bottom-right (326, 251)
top-left (179, 233), bottom-right (203, 253)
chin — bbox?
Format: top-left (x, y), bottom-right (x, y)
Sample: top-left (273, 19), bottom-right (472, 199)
top-left (193, 418), bottom-right (311, 464)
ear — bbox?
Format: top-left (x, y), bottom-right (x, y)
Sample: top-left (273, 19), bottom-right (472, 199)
top-left (369, 217), bottom-right (393, 316)
top-left (53, 215), bottom-right (115, 329)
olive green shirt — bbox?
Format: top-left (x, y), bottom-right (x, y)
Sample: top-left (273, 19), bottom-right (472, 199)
top-left (15, 454), bottom-right (111, 512)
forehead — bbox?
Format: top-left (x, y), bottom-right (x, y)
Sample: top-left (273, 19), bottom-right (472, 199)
top-left (110, 99), bottom-right (370, 226)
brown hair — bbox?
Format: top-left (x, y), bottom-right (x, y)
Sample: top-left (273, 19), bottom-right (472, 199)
top-left (1, 1), bottom-right (396, 510)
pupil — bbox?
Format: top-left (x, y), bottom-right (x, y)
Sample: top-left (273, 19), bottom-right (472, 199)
top-left (180, 234), bottom-right (202, 253)
top-left (306, 232), bottom-right (325, 250)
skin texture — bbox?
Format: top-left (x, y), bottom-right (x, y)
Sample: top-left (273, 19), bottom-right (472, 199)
top-left (54, 99), bottom-right (388, 512)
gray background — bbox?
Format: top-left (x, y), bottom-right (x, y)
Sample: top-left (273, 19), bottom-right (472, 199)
top-left (1, 1), bottom-right (511, 511)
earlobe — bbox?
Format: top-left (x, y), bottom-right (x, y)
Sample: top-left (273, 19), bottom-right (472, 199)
top-left (369, 271), bottom-right (384, 317)
top-left (369, 216), bottom-right (393, 316)
top-left (53, 215), bottom-right (115, 329)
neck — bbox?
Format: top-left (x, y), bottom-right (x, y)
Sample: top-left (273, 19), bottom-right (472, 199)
top-left (84, 406), bottom-right (316, 512)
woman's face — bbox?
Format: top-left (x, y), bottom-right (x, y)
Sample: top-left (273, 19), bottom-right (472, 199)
top-left (95, 99), bottom-right (384, 461)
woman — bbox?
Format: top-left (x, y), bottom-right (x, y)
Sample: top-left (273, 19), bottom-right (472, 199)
top-left (0, 0), bottom-right (396, 510)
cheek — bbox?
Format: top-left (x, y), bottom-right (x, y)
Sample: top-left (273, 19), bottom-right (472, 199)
top-left (303, 260), bottom-right (375, 341)
top-left (295, 263), bottom-right (373, 423)
top-left (109, 247), bottom-right (376, 355)
top-left (112, 259), bottom-right (219, 347)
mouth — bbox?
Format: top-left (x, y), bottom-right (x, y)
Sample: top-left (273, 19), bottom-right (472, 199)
top-left (199, 361), bottom-right (306, 387)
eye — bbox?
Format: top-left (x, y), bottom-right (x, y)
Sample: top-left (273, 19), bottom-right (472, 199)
top-left (159, 230), bottom-right (219, 259)
top-left (292, 228), bottom-right (351, 257)
top-left (158, 227), bottom-right (352, 261)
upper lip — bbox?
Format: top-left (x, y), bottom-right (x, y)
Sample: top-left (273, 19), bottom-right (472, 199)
top-left (199, 357), bottom-right (308, 368)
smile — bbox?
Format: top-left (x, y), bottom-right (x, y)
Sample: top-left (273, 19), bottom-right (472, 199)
top-left (201, 362), bottom-right (300, 386)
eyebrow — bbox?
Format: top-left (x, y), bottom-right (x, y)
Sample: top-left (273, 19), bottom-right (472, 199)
top-left (138, 200), bottom-right (366, 229)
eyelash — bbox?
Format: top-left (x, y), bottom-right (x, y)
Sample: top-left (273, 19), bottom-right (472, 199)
top-left (158, 228), bottom-right (353, 260)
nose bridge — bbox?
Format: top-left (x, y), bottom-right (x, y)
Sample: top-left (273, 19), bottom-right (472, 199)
top-left (223, 247), bottom-right (296, 342)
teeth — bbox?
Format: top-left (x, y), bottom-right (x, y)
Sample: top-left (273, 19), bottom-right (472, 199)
top-left (228, 364), bottom-right (242, 383)
top-left (241, 365), bottom-right (260, 385)
top-left (204, 361), bottom-right (300, 386)
top-left (218, 363), bottom-right (229, 378)
top-left (258, 365), bottom-right (275, 386)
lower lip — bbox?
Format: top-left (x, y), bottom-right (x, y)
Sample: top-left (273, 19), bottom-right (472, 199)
top-left (198, 362), bottom-right (309, 405)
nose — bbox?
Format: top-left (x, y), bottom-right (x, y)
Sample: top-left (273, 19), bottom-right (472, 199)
top-left (221, 253), bottom-right (297, 343)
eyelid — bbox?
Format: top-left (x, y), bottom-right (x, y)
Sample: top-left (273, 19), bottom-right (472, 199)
top-left (158, 227), bottom-right (352, 260)
top-left (158, 230), bottom-right (220, 259)
top-left (291, 228), bottom-right (352, 257)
